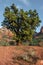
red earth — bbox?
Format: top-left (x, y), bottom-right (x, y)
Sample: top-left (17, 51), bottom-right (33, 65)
top-left (0, 46), bottom-right (43, 65)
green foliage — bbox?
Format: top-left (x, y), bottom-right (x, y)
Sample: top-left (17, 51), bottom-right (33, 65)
top-left (29, 38), bottom-right (39, 46)
top-left (29, 36), bottom-right (43, 46)
top-left (21, 41), bottom-right (29, 46)
top-left (9, 41), bottom-right (16, 46)
top-left (37, 38), bottom-right (43, 46)
top-left (2, 4), bottom-right (41, 43)
top-left (0, 40), bottom-right (10, 46)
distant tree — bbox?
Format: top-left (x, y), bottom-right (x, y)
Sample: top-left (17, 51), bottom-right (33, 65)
top-left (2, 4), bottom-right (41, 44)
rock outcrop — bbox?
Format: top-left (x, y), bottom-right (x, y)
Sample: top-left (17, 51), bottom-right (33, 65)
top-left (0, 27), bottom-right (14, 40)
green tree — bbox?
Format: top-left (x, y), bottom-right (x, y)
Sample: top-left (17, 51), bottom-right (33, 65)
top-left (2, 4), bottom-right (41, 44)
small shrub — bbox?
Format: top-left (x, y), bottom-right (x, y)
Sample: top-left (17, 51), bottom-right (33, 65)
top-left (22, 41), bottom-right (29, 46)
top-left (9, 41), bottom-right (16, 46)
top-left (0, 40), bottom-right (10, 46)
top-left (29, 38), bottom-right (39, 46)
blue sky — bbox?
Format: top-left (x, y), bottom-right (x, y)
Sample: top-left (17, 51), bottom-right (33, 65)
top-left (0, 0), bottom-right (43, 32)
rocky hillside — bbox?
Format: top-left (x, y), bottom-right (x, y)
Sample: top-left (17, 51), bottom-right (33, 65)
top-left (0, 27), bottom-right (14, 40)
top-left (34, 26), bottom-right (43, 39)
top-left (0, 46), bottom-right (43, 65)
top-left (0, 27), bottom-right (15, 46)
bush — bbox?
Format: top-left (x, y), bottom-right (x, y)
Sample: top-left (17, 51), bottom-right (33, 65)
top-left (0, 40), bottom-right (10, 46)
top-left (29, 38), bottom-right (39, 46)
top-left (22, 41), bottom-right (29, 46)
top-left (9, 41), bottom-right (16, 46)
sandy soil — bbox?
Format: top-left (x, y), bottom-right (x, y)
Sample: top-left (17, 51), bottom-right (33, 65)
top-left (0, 46), bottom-right (43, 65)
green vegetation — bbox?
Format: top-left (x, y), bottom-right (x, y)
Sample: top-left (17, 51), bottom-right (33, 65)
top-left (29, 38), bottom-right (39, 46)
top-left (0, 40), bottom-right (10, 46)
top-left (12, 48), bottom-right (40, 64)
top-left (2, 4), bottom-right (41, 45)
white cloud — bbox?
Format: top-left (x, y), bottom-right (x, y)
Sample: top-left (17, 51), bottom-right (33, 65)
top-left (19, 0), bottom-right (30, 6)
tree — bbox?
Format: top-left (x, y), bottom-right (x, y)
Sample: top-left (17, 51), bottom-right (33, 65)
top-left (2, 4), bottom-right (41, 44)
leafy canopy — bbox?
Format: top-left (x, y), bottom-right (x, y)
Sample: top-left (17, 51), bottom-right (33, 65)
top-left (2, 4), bottom-right (41, 42)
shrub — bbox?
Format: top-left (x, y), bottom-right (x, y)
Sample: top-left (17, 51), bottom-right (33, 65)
top-left (29, 38), bottom-right (39, 46)
top-left (9, 41), bottom-right (16, 46)
top-left (0, 40), bottom-right (10, 46)
top-left (22, 41), bottom-right (29, 46)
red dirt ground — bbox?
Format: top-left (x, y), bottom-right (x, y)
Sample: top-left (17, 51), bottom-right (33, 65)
top-left (0, 46), bottom-right (43, 65)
